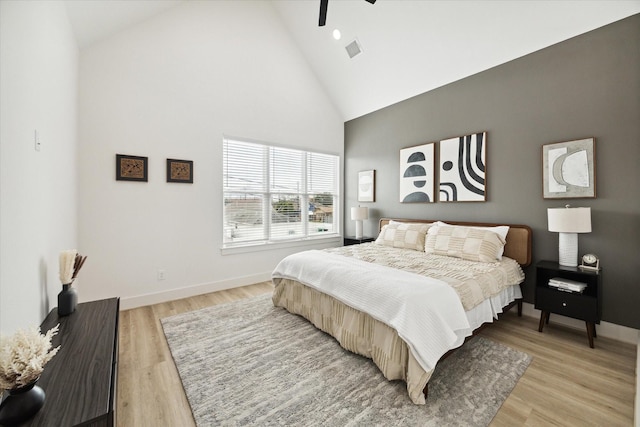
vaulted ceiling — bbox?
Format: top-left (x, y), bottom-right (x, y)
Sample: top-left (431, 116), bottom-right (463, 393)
top-left (65, 0), bottom-right (640, 120)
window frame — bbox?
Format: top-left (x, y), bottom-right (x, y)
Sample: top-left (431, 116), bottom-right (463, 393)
top-left (222, 136), bottom-right (341, 253)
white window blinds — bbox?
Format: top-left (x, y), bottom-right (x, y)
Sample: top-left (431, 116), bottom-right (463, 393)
top-left (223, 137), bottom-right (339, 247)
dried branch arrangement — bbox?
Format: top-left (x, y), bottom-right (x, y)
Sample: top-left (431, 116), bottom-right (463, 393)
top-left (0, 325), bottom-right (60, 391)
top-left (59, 250), bottom-right (87, 286)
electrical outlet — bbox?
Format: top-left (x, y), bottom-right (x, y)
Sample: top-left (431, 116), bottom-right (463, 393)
top-left (157, 270), bottom-right (166, 281)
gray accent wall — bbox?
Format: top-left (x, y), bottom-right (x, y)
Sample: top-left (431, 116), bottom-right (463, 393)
top-left (344, 14), bottom-right (640, 329)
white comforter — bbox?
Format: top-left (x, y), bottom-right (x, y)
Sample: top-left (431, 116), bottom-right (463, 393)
top-left (271, 249), bottom-right (473, 372)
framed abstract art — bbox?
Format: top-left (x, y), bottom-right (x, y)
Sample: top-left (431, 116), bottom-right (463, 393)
top-left (542, 138), bottom-right (595, 199)
top-left (399, 142), bottom-right (435, 203)
top-left (167, 158), bottom-right (194, 183)
top-left (358, 170), bottom-right (375, 202)
top-left (439, 132), bottom-right (486, 202)
top-left (116, 154), bottom-right (148, 182)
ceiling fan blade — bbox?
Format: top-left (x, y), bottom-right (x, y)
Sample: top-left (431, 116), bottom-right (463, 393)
top-left (318, 0), bottom-right (375, 27)
top-left (319, 0), bottom-right (328, 26)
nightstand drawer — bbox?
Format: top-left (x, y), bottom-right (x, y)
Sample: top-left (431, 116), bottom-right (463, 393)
top-left (535, 287), bottom-right (598, 322)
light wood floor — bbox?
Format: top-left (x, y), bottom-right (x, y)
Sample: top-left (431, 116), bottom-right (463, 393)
top-left (117, 283), bottom-right (636, 426)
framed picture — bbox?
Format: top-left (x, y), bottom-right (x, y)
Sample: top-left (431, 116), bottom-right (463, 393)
top-left (357, 170), bottom-right (375, 202)
top-left (167, 158), bottom-right (194, 183)
top-left (542, 137), bottom-right (595, 199)
top-left (116, 154), bottom-right (148, 182)
top-left (439, 132), bottom-right (486, 202)
top-left (399, 142), bottom-right (435, 203)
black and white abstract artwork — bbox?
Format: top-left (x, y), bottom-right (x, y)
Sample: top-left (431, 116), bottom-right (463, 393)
top-left (542, 138), bottom-right (595, 199)
top-left (439, 132), bottom-right (486, 202)
top-left (399, 142), bottom-right (435, 203)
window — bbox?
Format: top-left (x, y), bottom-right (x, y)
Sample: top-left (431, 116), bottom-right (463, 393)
top-left (223, 137), bottom-right (339, 248)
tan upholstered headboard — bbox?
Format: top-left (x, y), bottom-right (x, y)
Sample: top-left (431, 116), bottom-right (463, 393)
top-left (379, 218), bottom-right (532, 267)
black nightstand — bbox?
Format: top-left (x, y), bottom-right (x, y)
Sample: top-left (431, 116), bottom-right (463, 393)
top-left (535, 260), bottom-right (602, 348)
top-left (343, 236), bottom-right (375, 246)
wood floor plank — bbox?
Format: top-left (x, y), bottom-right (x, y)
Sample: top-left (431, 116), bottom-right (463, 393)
top-left (483, 311), bottom-right (636, 426)
top-left (116, 284), bottom-right (636, 426)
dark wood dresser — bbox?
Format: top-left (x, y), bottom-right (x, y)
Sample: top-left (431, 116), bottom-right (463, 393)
top-left (23, 298), bottom-right (119, 427)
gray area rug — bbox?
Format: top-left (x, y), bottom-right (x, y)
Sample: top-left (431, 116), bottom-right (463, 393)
top-left (161, 294), bottom-right (531, 426)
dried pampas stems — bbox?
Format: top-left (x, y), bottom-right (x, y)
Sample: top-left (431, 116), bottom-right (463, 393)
top-left (59, 250), bottom-right (77, 285)
top-left (59, 250), bottom-right (87, 286)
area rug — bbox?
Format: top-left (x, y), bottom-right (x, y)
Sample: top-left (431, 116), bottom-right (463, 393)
top-left (161, 294), bottom-right (531, 426)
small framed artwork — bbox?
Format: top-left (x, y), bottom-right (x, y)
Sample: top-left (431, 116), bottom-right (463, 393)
top-left (542, 137), bottom-right (595, 199)
top-left (358, 170), bottom-right (375, 202)
top-left (399, 142), bottom-right (435, 203)
top-left (439, 132), bottom-right (486, 202)
top-left (116, 154), bottom-right (148, 182)
top-left (167, 158), bottom-right (194, 183)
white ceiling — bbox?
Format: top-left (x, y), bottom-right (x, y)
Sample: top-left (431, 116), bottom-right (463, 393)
top-left (65, 0), bottom-right (640, 121)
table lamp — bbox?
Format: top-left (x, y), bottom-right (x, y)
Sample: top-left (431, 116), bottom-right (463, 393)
top-left (547, 205), bottom-right (591, 267)
top-left (350, 207), bottom-right (369, 239)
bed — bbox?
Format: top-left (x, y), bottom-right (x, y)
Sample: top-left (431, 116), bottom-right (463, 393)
top-left (271, 218), bottom-right (532, 404)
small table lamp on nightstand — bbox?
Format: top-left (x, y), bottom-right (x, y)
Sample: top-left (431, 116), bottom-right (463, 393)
top-left (351, 206), bottom-right (369, 239)
top-left (547, 205), bottom-right (591, 267)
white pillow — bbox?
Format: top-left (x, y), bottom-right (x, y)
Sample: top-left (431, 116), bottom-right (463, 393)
top-left (375, 221), bottom-right (432, 251)
top-left (425, 225), bottom-right (506, 263)
top-left (432, 222), bottom-right (509, 259)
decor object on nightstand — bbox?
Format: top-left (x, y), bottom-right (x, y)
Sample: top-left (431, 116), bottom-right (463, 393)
top-left (547, 205), bottom-right (591, 267)
top-left (350, 207), bottom-right (369, 239)
top-left (58, 250), bottom-right (87, 316)
top-left (580, 253), bottom-right (600, 271)
top-left (357, 170), bottom-right (375, 202)
top-left (0, 324), bottom-right (60, 425)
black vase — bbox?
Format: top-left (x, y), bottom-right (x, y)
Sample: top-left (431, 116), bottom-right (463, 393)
top-left (0, 380), bottom-right (45, 425)
top-left (58, 284), bottom-right (77, 316)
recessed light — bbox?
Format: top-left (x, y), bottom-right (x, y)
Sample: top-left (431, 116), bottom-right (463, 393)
top-left (332, 29), bottom-right (341, 40)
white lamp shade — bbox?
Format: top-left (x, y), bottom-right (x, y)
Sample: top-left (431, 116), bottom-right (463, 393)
top-left (350, 207), bottom-right (369, 221)
top-left (547, 207), bottom-right (591, 233)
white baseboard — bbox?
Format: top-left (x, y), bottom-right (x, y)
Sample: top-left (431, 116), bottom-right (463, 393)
top-left (119, 272), bottom-right (272, 310)
top-left (521, 302), bottom-right (639, 344)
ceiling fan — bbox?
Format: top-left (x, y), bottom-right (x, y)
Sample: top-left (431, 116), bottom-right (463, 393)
top-left (319, 0), bottom-right (377, 27)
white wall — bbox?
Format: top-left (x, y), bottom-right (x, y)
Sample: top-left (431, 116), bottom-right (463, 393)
top-left (77, 1), bottom-right (344, 308)
top-left (0, 1), bottom-right (78, 334)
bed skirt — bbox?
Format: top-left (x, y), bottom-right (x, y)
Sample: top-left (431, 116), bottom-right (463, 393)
top-left (272, 278), bottom-right (433, 404)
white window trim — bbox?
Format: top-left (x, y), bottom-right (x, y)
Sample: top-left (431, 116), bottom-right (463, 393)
top-left (220, 234), bottom-right (342, 256)
top-left (222, 135), bottom-right (341, 251)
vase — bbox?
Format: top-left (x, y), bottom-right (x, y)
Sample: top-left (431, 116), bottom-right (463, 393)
top-left (0, 380), bottom-right (45, 425)
top-left (58, 284), bottom-right (77, 316)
